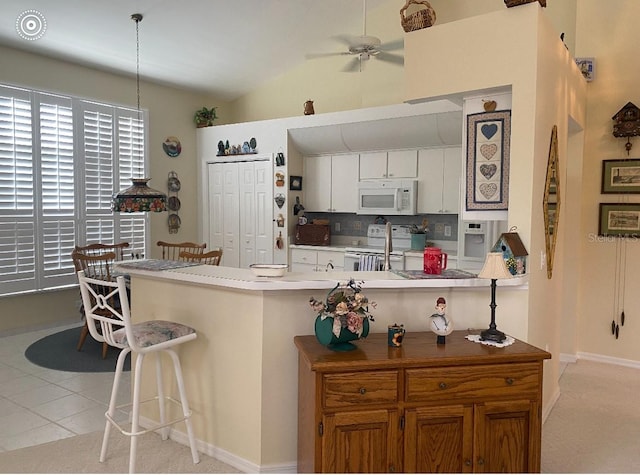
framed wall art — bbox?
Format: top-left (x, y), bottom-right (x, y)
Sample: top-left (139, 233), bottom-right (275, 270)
top-left (575, 57), bottom-right (595, 82)
top-left (466, 110), bottom-right (511, 210)
top-left (601, 158), bottom-right (640, 194)
top-left (598, 203), bottom-right (640, 237)
top-left (289, 175), bottom-right (302, 191)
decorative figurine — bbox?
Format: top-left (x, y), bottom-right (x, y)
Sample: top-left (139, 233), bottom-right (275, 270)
top-left (428, 297), bottom-right (453, 344)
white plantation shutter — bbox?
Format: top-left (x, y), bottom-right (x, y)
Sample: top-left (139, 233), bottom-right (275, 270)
top-left (0, 85), bottom-right (150, 296)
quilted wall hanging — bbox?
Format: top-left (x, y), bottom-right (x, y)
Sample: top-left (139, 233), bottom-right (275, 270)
top-left (466, 110), bottom-right (511, 210)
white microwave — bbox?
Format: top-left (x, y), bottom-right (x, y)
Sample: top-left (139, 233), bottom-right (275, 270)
top-left (357, 179), bottom-right (417, 215)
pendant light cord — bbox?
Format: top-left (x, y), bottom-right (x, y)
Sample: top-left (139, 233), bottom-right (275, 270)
top-left (132, 13), bottom-right (143, 179)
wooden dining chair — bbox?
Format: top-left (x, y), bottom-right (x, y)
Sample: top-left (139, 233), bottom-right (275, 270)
top-left (179, 249), bottom-right (222, 266)
top-left (71, 250), bottom-right (118, 359)
top-left (74, 242), bottom-right (130, 260)
top-left (156, 241), bottom-right (206, 261)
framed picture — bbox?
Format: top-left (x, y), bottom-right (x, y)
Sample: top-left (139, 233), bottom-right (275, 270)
top-left (599, 203), bottom-right (640, 237)
top-left (289, 175), bottom-right (302, 191)
top-left (601, 159), bottom-right (640, 194)
top-left (575, 57), bottom-right (595, 82)
top-left (466, 110), bottom-right (511, 210)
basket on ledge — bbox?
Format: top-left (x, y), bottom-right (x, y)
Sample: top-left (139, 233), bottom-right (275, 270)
top-left (400, 0), bottom-right (436, 33)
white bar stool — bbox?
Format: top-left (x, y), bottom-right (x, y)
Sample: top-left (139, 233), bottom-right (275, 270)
top-left (77, 270), bottom-right (200, 473)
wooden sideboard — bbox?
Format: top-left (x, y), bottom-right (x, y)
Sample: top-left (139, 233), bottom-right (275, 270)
top-left (294, 331), bottom-right (551, 473)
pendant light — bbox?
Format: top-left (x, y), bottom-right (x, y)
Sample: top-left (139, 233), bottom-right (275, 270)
top-left (112, 13), bottom-right (167, 213)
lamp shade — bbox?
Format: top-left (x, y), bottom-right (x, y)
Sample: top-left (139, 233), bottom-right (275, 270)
top-left (112, 178), bottom-right (167, 213)
top-left (478, 252), bottom-right (513, 280)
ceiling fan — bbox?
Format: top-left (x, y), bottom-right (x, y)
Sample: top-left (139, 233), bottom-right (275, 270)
top-left (305, 0), bottom-right (404, 72)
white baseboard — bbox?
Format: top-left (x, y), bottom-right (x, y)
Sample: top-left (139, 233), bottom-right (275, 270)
top-left (138, 416), bottom-right (297, 473)
top-left (575, 351), bottom-right (640, 369)
top-left (542, 385), bottom-right (560, 423)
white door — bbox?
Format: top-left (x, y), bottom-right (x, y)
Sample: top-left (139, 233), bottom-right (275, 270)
top-left (442, 147), bottom-right (462, 214)
top-left (239, 161), bottom-right (256, 268)
top-left (222, 162), bottom-right (240, 267)
top-left (253, 160), bottom-right (273, 265)
top-left (303, 155), bottom-right (331, 212)
top-left (387, 150), bottom-right (418, 178)
top-left (208, 164), bottom-right (225, 252)
top-left (359, 151), bottom-right (387, 179)
top-left (332, 154), bottom-right (359, 213)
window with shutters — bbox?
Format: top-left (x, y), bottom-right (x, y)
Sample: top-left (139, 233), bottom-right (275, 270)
top-left (0, 84), bottom-right (149, 296)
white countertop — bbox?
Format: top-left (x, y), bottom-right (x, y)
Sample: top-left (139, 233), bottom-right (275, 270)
top-left (123, 263), bottom-right (527, 291)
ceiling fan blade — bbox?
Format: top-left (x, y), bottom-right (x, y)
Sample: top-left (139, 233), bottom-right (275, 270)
top-left (305, 51), bottom-right (350, 60)
top-left (375, 52), bottom-right (404, 67)
top-left (379, 38), bottom-right (404, 52)
top-left (342, 57), bottom-right (362, 73)
top-left (332, 34), bottom-right (360, 46)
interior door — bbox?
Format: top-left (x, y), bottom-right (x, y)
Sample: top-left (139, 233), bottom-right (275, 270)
top-left (253, 160), bottom-right (273, 265)
top-left (222, 162), bottom-right (240, 267)
top-left (208, 164), bottom-right (224, 253)
top-left (239, 161), bottom-right (256, 268)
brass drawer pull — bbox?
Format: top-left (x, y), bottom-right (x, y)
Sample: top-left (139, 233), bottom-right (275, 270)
top-left (465, 459), bottom-right (472, 466)
top-left (477, 457), bottom-right (485, 465)
top-left (439, 382), bottom-right (447, 390)
top-left (359, 387), bottom-right (367, 395)
top-left (505, 377), bottom-right (514, 385)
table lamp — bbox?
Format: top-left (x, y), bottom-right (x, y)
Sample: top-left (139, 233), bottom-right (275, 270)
top-left (478, 252), bottom-right (513, 343)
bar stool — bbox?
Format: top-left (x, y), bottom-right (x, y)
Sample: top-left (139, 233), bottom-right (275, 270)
top-left (77, 270), bottom-right (200, 473)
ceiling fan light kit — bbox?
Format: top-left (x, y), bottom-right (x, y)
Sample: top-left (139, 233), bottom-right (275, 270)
top-left (306, 0), bottom-right (404, 72)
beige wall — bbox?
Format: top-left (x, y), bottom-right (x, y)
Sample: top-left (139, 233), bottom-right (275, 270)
top-left (575, 1), bottom-right (640, 361)
top-left (0, 45), bottom-right (225, 333)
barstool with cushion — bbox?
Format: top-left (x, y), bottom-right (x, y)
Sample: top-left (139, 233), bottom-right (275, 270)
top-left (77, 270), bottom-right (200, 473)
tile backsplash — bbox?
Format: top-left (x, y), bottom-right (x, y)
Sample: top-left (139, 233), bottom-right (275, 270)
top-left (304, 212), bottom-right (459, 242)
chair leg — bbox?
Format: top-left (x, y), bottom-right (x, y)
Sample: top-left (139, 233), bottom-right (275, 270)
top-left (101, 347), bottom-right (131, 463)
top-left (155, 353), bottom-right (169, 441)
top-left (102, 342), bottom-right (109, 359)
top-left (129, 352), bottom-right (146, 474)
top-left (77, 322), bottom-right (90, 351)
top-left (166, 348), bottom-right (200, 464)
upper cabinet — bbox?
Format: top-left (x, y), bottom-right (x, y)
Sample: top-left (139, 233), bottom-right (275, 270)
top-left (304, 154), bottom-right (359, 213)
top-left (360, 150), bottom-right (418, 180)
top-left (417, 147), bottom-right (462, 214)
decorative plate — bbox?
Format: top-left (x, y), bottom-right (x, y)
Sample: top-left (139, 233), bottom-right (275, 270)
top-left (168, 213), bottom-right (181, 230)
top-left (168, 196), bottom-right (181, 211)
top-left (162, 136), bottom-right (181, 157)
top-left (168, 175), bottom-right (181, 192)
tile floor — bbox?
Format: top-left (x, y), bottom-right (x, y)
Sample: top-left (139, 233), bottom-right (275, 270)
top-left (0, 322), bottom-right (130, 453)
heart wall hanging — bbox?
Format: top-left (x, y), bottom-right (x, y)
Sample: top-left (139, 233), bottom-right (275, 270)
top-left (465, 110), bottom-right (511, 210)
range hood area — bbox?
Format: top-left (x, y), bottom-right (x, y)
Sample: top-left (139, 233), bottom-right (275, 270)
top-left (287, 110), bottom-right (462, 156)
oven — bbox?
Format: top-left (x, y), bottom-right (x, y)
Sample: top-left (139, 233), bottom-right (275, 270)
top-left (343, 223), bottom-right (411, 271)
top-left (344, 249), bottom-right (404, 271)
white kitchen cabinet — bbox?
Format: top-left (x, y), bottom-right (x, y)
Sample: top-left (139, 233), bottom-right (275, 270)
top-left (290, 248), bottom-right (344, 272)
top-left (208, 160), bottom-right (273, 268)
top-left (417, 147), bottom-right (462, 214)
top-left (303, 154), bottom-right (358, 213)
top-left (359, 150), bottom-right (418, 179)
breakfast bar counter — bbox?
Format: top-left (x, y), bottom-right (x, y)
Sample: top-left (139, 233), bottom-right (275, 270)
top-left (125, 264), bottom-right (529, 472)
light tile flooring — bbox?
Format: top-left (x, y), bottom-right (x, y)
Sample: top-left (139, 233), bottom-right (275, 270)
top-left (0, 322), bottom-right (130, 453)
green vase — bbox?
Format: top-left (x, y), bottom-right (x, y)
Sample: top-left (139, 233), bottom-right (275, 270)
top-left (314, 315), bottom-right (370, 352)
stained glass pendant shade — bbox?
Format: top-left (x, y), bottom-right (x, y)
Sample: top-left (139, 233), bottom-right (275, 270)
top-left (112, 13), bottom-right (167, 213)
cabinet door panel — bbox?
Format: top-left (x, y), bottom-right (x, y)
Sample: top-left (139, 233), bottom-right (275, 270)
top-left (388, 149), bottom-right (418, 178)
top-left (442, 147), bottom-right (462, 213)
top-left (304, 155), bottom-right (331, 211)
top-left (475, 400), bottom-right (536, 473)
top-left (405, 405), bottom-right (473, 473)
top-left (331, 154), bottom-right (359, 212)
top-left (359, 151), bottom-right (388, 179)
top-left (417, 148), bottom-right (445, 213)
top-left (322, 409), bottom-right (399, 473)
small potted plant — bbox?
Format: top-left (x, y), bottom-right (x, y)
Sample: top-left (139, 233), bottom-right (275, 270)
top-left (194, 106), bottom-right (218, 128)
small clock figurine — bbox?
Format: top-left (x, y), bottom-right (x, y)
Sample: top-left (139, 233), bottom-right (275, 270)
top-left (429, 297), bottom-right (453, 344)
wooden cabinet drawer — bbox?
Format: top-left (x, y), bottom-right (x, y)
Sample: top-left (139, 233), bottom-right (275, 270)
top-left (405, 363), bottom-right (540, 404)
top-left (323, 371), bottom-right (398, 408)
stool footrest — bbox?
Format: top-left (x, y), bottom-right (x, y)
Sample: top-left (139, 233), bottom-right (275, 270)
top-left (107, 396), bottom-right (193, 437)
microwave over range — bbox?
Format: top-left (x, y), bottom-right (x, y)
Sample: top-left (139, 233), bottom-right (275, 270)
top-left (357, 179), bottom-right (417, 215)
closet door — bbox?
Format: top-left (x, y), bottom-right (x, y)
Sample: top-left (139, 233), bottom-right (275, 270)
top-left (208, 164), bottom-right (225, 254)
top-left (222, 162), bottom-right (240, 267)
top-left (239, 161), bottom-right (256, 268)
top-left (253, 160), bottom-right (273, 265)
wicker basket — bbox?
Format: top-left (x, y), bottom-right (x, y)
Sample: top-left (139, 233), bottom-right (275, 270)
top-left (504, 0), bottom-right (546, 7)
top-left (400, 0), bottom-right (436, 33)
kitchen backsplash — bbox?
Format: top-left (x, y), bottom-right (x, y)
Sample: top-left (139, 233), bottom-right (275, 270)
top-left (303, 212), bottom-right (459, 242)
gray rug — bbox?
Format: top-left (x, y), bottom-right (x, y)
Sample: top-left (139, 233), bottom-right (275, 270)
top-left (25, 326), bottom-right (130, 372)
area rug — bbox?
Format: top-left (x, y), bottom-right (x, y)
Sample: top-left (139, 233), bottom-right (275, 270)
top-left (25, 326), bottom-right (130, 372)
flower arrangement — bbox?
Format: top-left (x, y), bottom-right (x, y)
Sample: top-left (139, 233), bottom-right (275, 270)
top-left (309, 279), bottom-right (375, 339)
